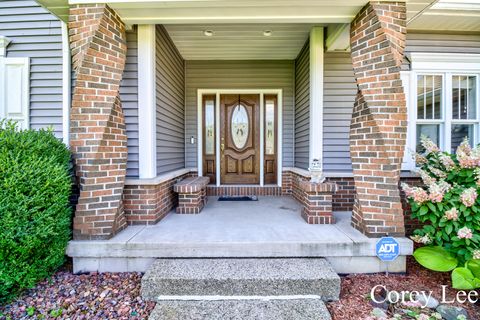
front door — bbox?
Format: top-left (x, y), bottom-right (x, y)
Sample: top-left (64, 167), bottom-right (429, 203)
top-left (220, 94), bottom-right (260, 184)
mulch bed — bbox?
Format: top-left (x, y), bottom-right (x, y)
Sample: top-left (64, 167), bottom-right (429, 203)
top-left (2, 257), bottom-right (479, 319)
top-left (327, 257), bottom-right (480, 319)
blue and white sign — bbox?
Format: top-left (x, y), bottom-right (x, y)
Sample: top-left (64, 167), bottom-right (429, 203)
top-left (376, 237), bottom-right (400, 261)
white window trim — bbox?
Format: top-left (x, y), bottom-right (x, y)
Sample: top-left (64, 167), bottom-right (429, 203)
top-left (197, 89), bottom-right (283, 187)
top-left (404, 53), bottom-right (480, 170)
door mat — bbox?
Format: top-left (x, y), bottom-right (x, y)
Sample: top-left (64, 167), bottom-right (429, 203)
top-left (218, 196), bottom-right (258, 201)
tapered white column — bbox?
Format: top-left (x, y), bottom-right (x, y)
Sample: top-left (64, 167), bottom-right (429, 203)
top-left (138, 25), bottom-right (157, 179)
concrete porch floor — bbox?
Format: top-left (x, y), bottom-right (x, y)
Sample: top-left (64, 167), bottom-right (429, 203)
top-left (67, 196), bottom-right (413, 274)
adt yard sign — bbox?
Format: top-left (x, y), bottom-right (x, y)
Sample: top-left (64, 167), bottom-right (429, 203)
top-left (376, 237), bottom-right (400, 261)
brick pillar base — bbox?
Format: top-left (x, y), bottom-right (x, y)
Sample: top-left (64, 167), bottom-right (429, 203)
top-left (176, 189), bottom-right (207, 214)
top-left (350, 2), bottom-right (407, 237)
top-left (299, 181), bottom-right (336, 224)
top-left (69, 4), bottom-right (128, 239)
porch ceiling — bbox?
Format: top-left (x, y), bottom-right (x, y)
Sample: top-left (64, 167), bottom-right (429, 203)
top-left (164, 24), bottom-right (316, 60)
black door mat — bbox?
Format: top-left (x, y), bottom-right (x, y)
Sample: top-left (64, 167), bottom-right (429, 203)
top-left (218, 196), bottom-right (258, 201)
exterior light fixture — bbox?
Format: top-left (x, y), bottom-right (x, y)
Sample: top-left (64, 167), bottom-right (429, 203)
top-left (263, 30), bottom-right (272, 37)
top-left (203, 30), bottom-right (214, 37)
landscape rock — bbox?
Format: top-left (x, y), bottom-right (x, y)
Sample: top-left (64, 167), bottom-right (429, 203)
top-left (371, 307), bottom-right (388, 319)
top-left (436, 304), bottom-right (468, 320)
top-left (415, 294), bottom-right (440, 309)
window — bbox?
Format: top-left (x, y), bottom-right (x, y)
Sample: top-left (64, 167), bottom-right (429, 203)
top-left (0, 57), bottom-right (30, 129)
top-left (402, 53), bottom-right (480, 171)
top-left (412, 73), bottom-right (479, 155)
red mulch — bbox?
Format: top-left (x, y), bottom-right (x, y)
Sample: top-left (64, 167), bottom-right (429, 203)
top-left (327, 257), bottom-right (480, 320)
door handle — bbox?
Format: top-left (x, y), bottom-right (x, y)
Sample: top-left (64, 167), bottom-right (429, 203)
top-left (221, 143), bottom-right (225, 152)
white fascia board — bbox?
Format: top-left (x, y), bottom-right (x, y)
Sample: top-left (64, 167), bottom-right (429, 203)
top-left (309, 26), bottom-right (324, 171)
top-left (138, 25), bottom-right (157, 179)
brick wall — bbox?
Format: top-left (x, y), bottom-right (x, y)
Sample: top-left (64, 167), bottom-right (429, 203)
top-left (327, 175), bottom-right (422, 235)
top-left (69, 4), bottom-right (128, 240)
top-left (123, 172), bottom-right (196, 224)
top-left (349, 1), bottom-right (407, 237)
top-left (325, 177), bottom-right (356, 211)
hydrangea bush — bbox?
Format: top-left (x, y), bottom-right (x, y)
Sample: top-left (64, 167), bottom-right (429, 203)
top-left (402, 136), bottom-right (480, 289)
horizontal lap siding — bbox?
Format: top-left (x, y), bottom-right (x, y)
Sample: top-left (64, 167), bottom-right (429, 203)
top-left (294, 41), bottom-right (310, 170)
top-left (156, 26), bottom-right (185, 174)
top-left (406, 31), bottom-right (480, 55)
top-left (0, 0), bottom-right (63, 138)
top-left (121, 30), bottom-right (139, 177)
top-left (323, 32), bottom-right (480, 174)
top-left (185, 60), bottom-right (295, 168)
top-left (323, 52), bottom-right (356, 173)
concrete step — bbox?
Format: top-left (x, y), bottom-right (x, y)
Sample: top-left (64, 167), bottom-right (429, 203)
top-left (141, 258), bottom-right (340, 301)
top-left (148, 298), bottom-right (332, 320)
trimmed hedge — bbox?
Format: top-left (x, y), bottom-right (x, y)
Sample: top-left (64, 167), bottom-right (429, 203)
top-left (0, 121), bottom-right (72, 304)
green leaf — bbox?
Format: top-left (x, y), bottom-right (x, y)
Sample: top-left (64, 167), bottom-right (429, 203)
top-left (419, 205), bottom-right (429, 216)
top-left (427, 202), bottom-right (437, 212)
top-left (445, 224), bottom-right (453, 235)
top-left (452, 267), bottom-right (480, 290)
top-left (413, 246), bottom-right (458, 272)
top-left (466, 259), bottom-right (480, 278)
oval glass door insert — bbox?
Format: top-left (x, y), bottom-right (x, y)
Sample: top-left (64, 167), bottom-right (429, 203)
top-left (231, 104), bottom-right (249, 149)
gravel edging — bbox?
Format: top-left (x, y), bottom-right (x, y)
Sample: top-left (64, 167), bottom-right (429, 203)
top-left (0, 266), bottom-right (155, 320)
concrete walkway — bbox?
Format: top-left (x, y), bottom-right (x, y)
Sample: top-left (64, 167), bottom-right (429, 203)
top-left (67, 196), bottom-right (413, 274)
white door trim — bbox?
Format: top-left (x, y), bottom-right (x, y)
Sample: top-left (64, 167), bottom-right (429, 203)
top-left (197, 89), bottom-right (283, 187)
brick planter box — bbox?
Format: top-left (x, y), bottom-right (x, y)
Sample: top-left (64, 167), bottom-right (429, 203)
top-left (174, 177), bottom-right (210, 214)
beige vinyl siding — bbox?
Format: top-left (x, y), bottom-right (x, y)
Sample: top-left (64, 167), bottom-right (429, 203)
top-left (0, 0), bottom-right (63, 137)
top-left (294, 40), bottom-right (310, 170)
top-left (122, 29), bottom-right (139, 177)
top-left (155, 25), bottom-right (186, 174)
top-left (185, 60), bottom-right (295, 168)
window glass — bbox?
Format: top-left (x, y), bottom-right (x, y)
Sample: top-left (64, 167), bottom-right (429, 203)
top-left (265, 100), bottom-right (275, 155)
top-left (417, 75), bottom-right (442, 120)
top-left (205, 100), bottom-right (215, 155)
top-left (416, 124), bottom-right (440, 153)
top-left (451, 124), bottom-right (474, 153)
top-left (231, 104), bottom-right (249, 149)
top-left (452, 75), bottom-right (477, 120)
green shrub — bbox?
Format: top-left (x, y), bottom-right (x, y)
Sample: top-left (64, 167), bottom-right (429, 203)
top-left (402, 136), bottom-right (480, 289)
top-left (0, 121), bottom-right (72, 304)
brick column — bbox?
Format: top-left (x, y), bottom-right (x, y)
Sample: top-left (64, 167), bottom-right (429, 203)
top-left (69, 4), bottom-right (128, 239)
top-left (349, 2), bottom-right (407, 237)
